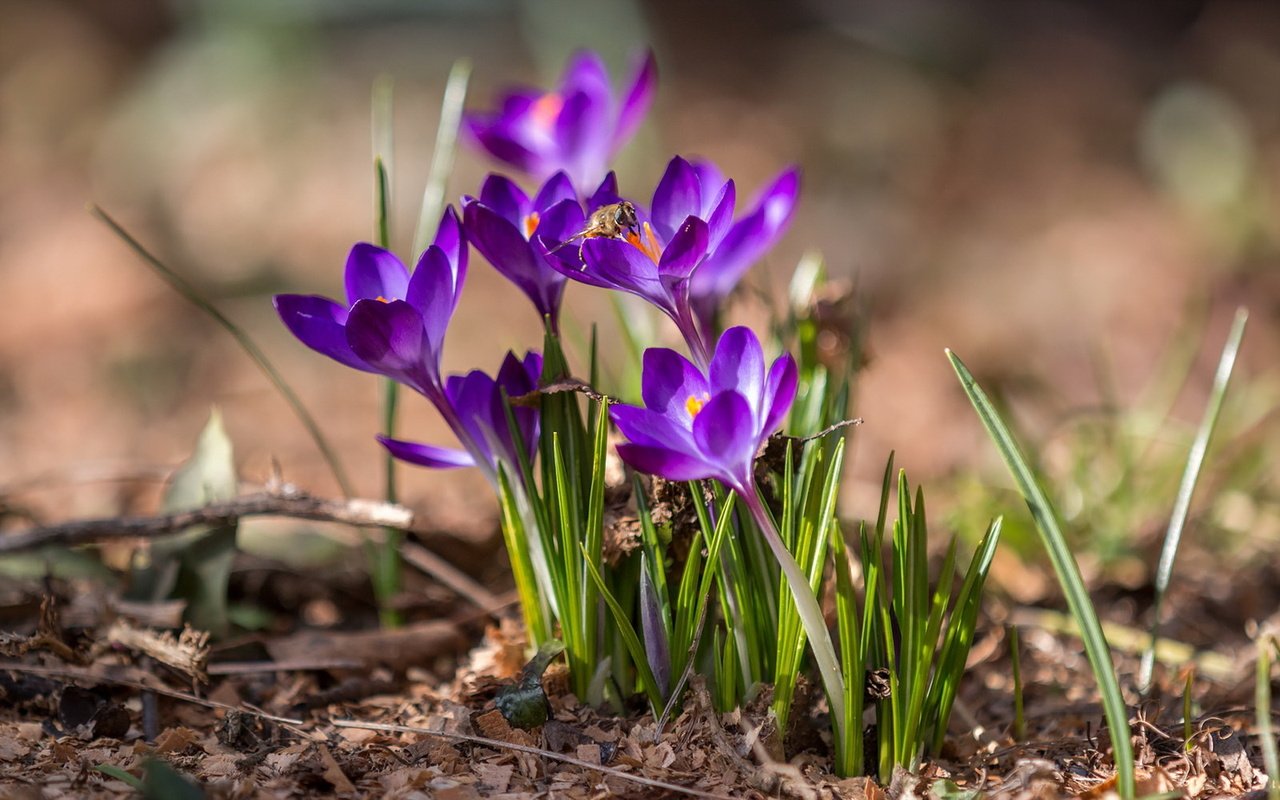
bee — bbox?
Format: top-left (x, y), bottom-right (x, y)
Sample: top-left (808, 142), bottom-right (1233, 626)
top-left (548, 201), bottom-right (640, 266)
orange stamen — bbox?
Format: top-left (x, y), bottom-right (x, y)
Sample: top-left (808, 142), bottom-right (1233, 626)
top-left (523, 211), bottom-right (541, 239)
top-left (531, 93), bottom-right (563, 130)
top-left (375, 296), bottom-right (391, 303)
top-left (685, 392), bottom-right (710, 418)
top-left (625, 221), bottom-right (663, 265)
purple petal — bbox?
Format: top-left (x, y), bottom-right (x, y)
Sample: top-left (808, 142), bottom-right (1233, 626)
top-left (344, 243), bottom-right (409, 305)
top-left (704, 179), bottom-right (736, 250)
top-left (658, 216), bottom-right (708, 281)
top-left (691, 391), bottom-right (757, 484)
top-left (405, 245), bottom-right (459, 355)
top-left (478, 175), bottom-right (530, 227)
top-left (555, 88), bottom-right (610, 189)
top-left (522, 351), bottom-right (543, 385)
top-left (640, 347), bottom-right (709, 418)
top-left (274, 294), bottom-right (370, 372)
top-left (465, 201), bottom-right (562, 317)
top-left (464, 114), bottom-right (543, 176)
top-left (650, 156), bottom-right (700, 245)
top-left (378, 435), bottom-right (475, 469)
top-left (432, 206), bottom-right (467, 281)
top-left (611, 405), bottom-right (697, 450)
top-left (587, 172), bottom-right (623, 208)
top-left (345, 299), bottom-right (431, 379)
top-left (710, 327), bottom-right (765, 413)
top-left (532, 172), bottom-right (577, 211)
top-left (616, 443), bottom-right (712, 482)
top-left (581, 237), bottom-right (669, 309)
top-left (613, 50), bottom-right (657, 151)
top-left (691, 160), bottom-right (726, 197)
top-left (761, 353), bottom-right (798, 435)
top-left (559, 51), bottom-right (611, 100)
top-left (691, 167), bottom-right (800, 303)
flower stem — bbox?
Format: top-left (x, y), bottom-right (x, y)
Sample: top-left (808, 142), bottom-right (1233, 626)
top-left (739, 484), bottom-right (846, 741)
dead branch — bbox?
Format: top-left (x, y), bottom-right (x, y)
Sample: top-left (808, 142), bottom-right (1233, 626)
top-left (102, 621), bottom-right (210, 683)
top-left (0, 490), bottom-right (416, 554)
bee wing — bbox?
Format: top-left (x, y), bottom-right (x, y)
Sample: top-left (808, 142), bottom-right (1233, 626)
top-left (546, 227), bottom-right (591, 254)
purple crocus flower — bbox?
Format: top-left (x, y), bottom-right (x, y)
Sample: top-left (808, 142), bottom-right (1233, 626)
top-left (464, 50), bottom-right (657, 191)
top-left (539, 157), bottom-right (797, 368)
top-left (274, 209), bottom-right (467, 397)
top-left (462, 171), bottom-right (601, 327)
top-left (377, 351), bottom-right (542, 480)
top-left (611, 326), bottom-right (847, 727)
top-left (611, 326), bottom-right (797, 495)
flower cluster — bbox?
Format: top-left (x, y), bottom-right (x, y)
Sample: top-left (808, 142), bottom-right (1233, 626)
top-left (276, 49), bottom-right (801, 488)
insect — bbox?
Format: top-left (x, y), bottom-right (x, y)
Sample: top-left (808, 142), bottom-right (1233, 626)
top-left (548, 201), bottom-right (640, 266)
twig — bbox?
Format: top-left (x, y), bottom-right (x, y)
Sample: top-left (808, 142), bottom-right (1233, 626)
top-left (0, 491), bottom-right (415, 554)
top-left (399, 541), bottom-right (503, 611)
top-left (329, 719), bottom-right (732, 799)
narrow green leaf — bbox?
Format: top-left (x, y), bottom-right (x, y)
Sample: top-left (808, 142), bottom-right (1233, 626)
top-left (94, 765), bottom-right (143, 790)
top-left (579, 543), bottom-right (665, 713)
top-left (413, 59), bottom-right (472, 256)
top-left (948, 349), bottom-right (1134, 799)
top-left (1140, 308), bottom-right (1248, 693)
top-left (1259, 638), bottom-right (1280, 800)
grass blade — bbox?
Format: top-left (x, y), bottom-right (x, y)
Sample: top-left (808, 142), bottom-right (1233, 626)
top-left (1139, 308), bottom-right (1248, 693)
top-left (579, 542), bottom-right (665, 713)
top-left (947, 348), bottom-right (1134, 800)
top-left (413, 59), bottom-right (472, 256)
top-left (1259, 637), bottom-right (1279, 800)
top-left (90, 207), bottom-right (354, 498)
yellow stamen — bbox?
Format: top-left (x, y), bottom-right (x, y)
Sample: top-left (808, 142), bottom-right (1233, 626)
top-left (685, 392), bottom-right (710, 418)
top-left (625, 221), bottom-right (663, 265)
top-left (531, 93), bottom-right (563, 130)
top-left (375, 295), bottom-right (391, 303)
top-left (523, 211), bottom-right (541, 239)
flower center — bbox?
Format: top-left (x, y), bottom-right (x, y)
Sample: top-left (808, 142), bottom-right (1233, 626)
top-left (685, 392), bottom-right (710, 418)
top-left (626, 222), bottom-right (662, 265)
top-left (523, 211), bottom-right (540, 239)
top-left (375, 296), bottom-right (392, 303)
top-left (531, 93), bottom-right (563, 130)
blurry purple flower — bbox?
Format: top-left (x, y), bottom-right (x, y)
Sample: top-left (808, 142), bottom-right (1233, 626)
top-left (274, 209), bottom-right (467, 397)
top-left (611, 326), bottom-right (797, 494)
top-left (379, 350), bottom-right (543, 478)
top-left (464, 50), bottom-right (657, 190)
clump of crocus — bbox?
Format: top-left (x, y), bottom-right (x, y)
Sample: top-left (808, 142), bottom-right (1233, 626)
top-left (464, 50), bottom-right (656, 192)
top-left (274, 209), bottom-right (466, 399)
top-left (610, 326), bottom-right (848, 739)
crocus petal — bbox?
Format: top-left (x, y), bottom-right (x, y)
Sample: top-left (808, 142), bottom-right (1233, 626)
top-left (651, 156), bottom-right (700, 244)
top-left (640, 347), bottom-right (709, 419)
top-left (616, 443), bottom-right (713, 483)
top-left (710, 326), bottom-right (765, 410)
top-left (433, 206), bottom-right (467, 284)
top-left (344, 243), bottom-right (409, 305)
top-left (581, 237), bottom-right (670, 309)
top-left (691, 167), bottom-right (800, 304)
top-left (611, 404), bottom-right (697, 450)
top-left (532, 172), bottom-right (577, 211)
top-left (378, 435), bottom-right (475, 469)
top-left (704, 180), bottom-right (736, 250)
top-left (479, 175), bottom-right (530, 227)
top-left (555, 88), bottom-right (610, 188)
top-left (613, 51), bottom-right (657, 151)
top-left (587, 172), bottom-right (623, 209)
top-left (691, 391), bottom-right (757, 485)
top-left (464, 114), bottom-right (542, 174)
top-left (464, 201), bottom-right (559, 316)
top-left (405, 245), bottom-right (459, 356)
top-left (346, 298), bottom-right (431, 379)
top-left (761, 352), bottom-right (799, 435)
top-left (691, 160), bottom-right (726, 198)
top-left (657, 216), bottom-right (708, 281)
top-left (560, 51), bottom-right (611, 98)
top-left (274, 294), bottom-right (370, 372)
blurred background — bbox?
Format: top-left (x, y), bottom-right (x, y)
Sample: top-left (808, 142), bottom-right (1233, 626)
top-left (2, 0), bottom-right (1278, 591)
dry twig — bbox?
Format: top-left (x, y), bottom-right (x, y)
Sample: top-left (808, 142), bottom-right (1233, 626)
top-left (0, 490), bottom-right (416, 554)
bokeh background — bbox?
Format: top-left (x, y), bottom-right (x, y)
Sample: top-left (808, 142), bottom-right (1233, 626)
top-left (3, 0), bottom-right (1278, 577)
